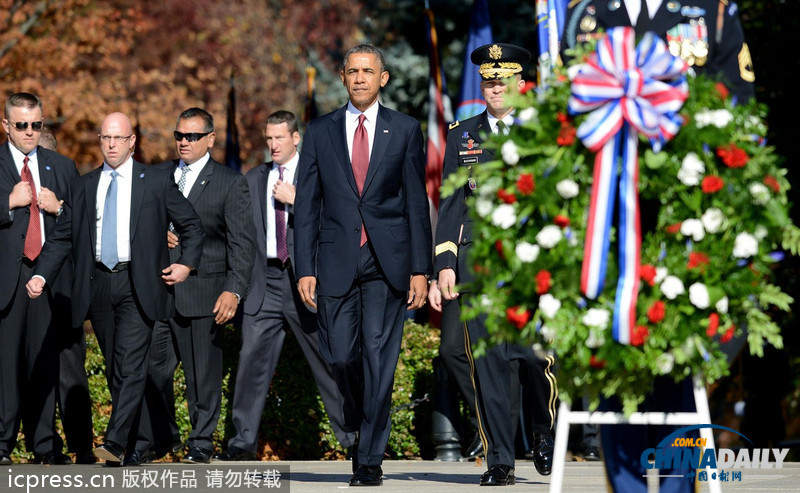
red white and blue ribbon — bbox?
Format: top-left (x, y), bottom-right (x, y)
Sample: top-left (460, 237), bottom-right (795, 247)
top-left (568, 27), bottom-right (688, 344)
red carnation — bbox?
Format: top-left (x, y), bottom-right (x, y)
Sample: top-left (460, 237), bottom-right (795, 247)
top-left (497, 189), bottom-right (517, 204)
top-left (516, 173), bottom-right (535, 195)
top-left (556, 112), bottom-right (569, 124)
top-left (720, 324), bottom-right (736, 343)
top-left (554, 215), bottom-right (570, 228)
top-left (632, 325), bottom-right (649, 346)
top-left (687, 252), bottom-right (710, 270)
top-left (506, 306), bottom-right (531, 329)
top-left (764, 175), bottom-right (780, 193)
top-left (666, 222), bottom-right (682, 234)
top-left (706, 313), bottom-right (720, 337)
top-left (716, 144), bottom-right (748, 168)
top-left (557, 124), bottom-right (577, 146)
top-left (535, 270), bottom-right (552, 295)
top-left (495, 240), bottom-right (505, 258)
top-left (640, 264), bottom-right (657, 286)
top-left (701, 175), bottom-right (724, 193)
top-left (589, 355), bottom-right (606, 369)
top-left (647, 300), bottom-right (665, 324)
top-left (715, 82), bottom-right (730, 101)
top-left (520, 81), bottom-right (536, 94)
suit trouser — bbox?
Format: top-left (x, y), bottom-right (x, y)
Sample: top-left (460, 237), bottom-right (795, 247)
top-left (461, 297), bottom-right (557, 468)
top-left (228, 262), bottom-right (355, 454)
top-left (56, 323), bottom-right (95, 453)
top-left (317, 244), bottom-right (406, 466)
top-left (140, 314), bottom-right (222, 452)
top-left (89, 266), bottom-right (153, 448)
top-left (0, 261), bottom-right (62, 455)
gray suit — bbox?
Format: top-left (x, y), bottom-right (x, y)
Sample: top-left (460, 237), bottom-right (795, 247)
top-left (225, 161), bottom-right (355, 455)
top-left (139, 157), bottom-right (255, 453)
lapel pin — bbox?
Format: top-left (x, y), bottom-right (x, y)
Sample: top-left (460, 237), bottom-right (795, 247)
top-left (140, 173), bottom-right (145, 178)
top-left (201, 180), bottom-right (206, 185)
top-left (383, 129), bottom-right (389, 133)
top-left (45, 166), bottom-right (51, 171)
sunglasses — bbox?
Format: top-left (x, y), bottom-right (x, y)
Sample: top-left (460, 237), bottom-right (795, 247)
top-left (174, 131), bottom-right (211, 142)
top-left (8, 120), bottom-right (44, 131)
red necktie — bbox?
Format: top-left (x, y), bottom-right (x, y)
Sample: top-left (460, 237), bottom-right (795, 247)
top-left (275, 165), bottom-right (289, 263)
top-left (352, 114), bottom-right (369, 246)
top-left (21, 156), bottom-right (42, 260)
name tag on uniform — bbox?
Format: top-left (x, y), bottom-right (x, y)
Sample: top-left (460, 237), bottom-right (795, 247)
top-left (461, 157), bottom-right (479, 164)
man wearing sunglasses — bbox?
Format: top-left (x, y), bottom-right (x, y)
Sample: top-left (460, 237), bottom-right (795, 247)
top-left (0, 92), bottom-right (78, 465)
top-left (129, 108), bottom-right (255, 465)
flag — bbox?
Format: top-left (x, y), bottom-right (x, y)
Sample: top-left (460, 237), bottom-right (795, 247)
top-left (424, 7), bottom-right (453, 210)
top-left (225, 72), bottom-right (242, 172)
top-left (455, 0), bottom-right (493, 122)
top-left (536, 0), bottom-right (569, 86)
top-left (304, 66), bottom-right (319, 123)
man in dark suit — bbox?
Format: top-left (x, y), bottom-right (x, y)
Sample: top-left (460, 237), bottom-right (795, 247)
top-left (294, 44), bottom-right (432, 486)
top-left (26, 111), bottom-right (204, 466)
top-left (215, 110), bottom-right (356, 462)
top-left (0, 92), bottom-right (77, 465)
top-left (435, 44), bottom-right (558, 486)
top-left (128, 107), bottom-right (255, 466)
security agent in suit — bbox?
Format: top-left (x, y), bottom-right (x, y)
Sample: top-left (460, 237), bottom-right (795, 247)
top-left (129, 108), bottom-right (255, 466)
top-left (563, 0), bottom-right (755, 101)
top-left (0, 93), bottom-right (77, 465)
top-left (215, 110), bottom-right (356, 462)
top-left (435, 44), bottom-right (558, 486)
top-left (27, 112), bottom-right (205, 465)
top-left (294, 44), bottom-right (432, 486)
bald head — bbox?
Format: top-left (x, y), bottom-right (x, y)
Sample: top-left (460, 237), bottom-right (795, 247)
top-left (99, 112), bottom-right (136, 168)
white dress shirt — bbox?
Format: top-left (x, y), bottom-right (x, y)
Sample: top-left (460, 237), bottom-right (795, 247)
top-left (626, 0), bottom-right (663, 25)
top-left (8, 144), bottom-right (45, 244)
top-left (266, 152), bottom-right (298, 259)
top-left (487, 112), bottom-right (515, 135)
top-left (173, 152), bottom-right (210, 198)
top-left (345, 100), bottom-right (380, 162)
top-left (95, 157), bottom-right (133, 263)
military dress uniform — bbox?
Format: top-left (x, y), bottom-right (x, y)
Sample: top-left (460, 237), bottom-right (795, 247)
top-left (563, 0), bottom-right (755, 101)
top-left (435, 43), bottom-right (558, 486)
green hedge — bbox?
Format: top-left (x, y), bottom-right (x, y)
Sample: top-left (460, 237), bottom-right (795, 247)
top-left (11, 319), bottom-right (439, 461)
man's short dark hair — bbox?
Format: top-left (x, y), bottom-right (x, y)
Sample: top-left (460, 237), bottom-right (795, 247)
top-left (5, 92), bottom-right (42, 119)
top-left (342, 44), bottom-right (386, 73)
top-left (177, 107), bottom-right (214, 133)
top-left (266, 110), bottom-right (299, 134)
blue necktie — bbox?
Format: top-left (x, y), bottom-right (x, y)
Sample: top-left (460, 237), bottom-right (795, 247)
top-left (101, 170), bottom-right (119, 270)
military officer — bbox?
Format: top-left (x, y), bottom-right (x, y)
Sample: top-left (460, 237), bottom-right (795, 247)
top-left (435, 43), bottom-right (558, 486)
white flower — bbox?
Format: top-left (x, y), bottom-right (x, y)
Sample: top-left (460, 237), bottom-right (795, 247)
top-left (582, 308), bottom-right (610, 329)
top-left (476, 197), bottom-right (494, 218)
top-left (748, 182), bottom-right (770, 205)
top-left (479, 295), bottom-right (493, 309)
top-left (661, 275), bottom-right (685, 300)
top-left (538, 294), bottom-right (561, 319)
top-left (715, 296), bottom-right (729, 314)
top-left (732, 232), bottom-right (758, 258)
top-left (695, 109), bottom-right (733, 128)
top-left (680, 218), bottom-right (705, 241)
top-left (688, 282), bottom-right (710, 309)
top-left (515, 241), bottom-right (540, 263)
top-left (540, 325), bottom-right (556, 343)
top-left (518, 107), bottom-right (538, 123)
top-left (677, 152), bottom-right (705, 186)
top-left (585, 328), bottom-right (605, 349)
top-left (491, 204), bottom-right (517, 229)
top-left (754, 225), bottom-right (768, 240)
top-left (700, 208), bottom-right (725, 233)
top-left (655, 353), bottom-right (675, 374)
top-left (535, 225), bottom-right (563, 249)
top-left (501, 140), bottom-right (520, 165)
top-left (556, 179), bottom-right (580, 199)
top-left (654, 267), bottom-right (668, 284)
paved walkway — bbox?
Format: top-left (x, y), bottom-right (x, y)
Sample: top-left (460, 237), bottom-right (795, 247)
top-left (4, 460), bottom-right (799, 492)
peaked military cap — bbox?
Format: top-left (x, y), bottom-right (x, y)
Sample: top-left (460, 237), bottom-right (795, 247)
top-left (470, 43), bottom-right (531, 80)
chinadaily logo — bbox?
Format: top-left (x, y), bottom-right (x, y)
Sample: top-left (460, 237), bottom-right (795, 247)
top-left (639, 425), bottom-right (790, 483)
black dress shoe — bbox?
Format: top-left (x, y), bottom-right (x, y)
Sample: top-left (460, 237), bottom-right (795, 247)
top-left (349, 464), bottom-right (383, 486)
top-left (480, 464), bottom-right (515, 486)
top-left (182, 447), bottom-right (212, 464)
top-left (94, 441), bottom-right (125, 463)
top-left (32, 451), bottom-right (73, 465)
top-left (583, 445), bottom-right (600, 462)
top-left (75, 450), bottom-right (97, 464)
top-left (532, 433), bottom-right (554, 476)
top-left (0, 451), bottom-right (11, 465)
top-left (464, 433), bottom-right (484, 461)
top-left (123, 449), bottom-right (156, 466)
top-left (213, 446), bottom-right (255, 461)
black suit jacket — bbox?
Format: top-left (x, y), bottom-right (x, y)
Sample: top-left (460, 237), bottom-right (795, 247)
top-left (562, 0), bottom-right (754, 101)
top-left (35, 160), bottom-right (204, 327)
top-left (0, 143), bottom-right (77, 310)
top-left (294, 105), bottom-right (432, 296)
top-left (434, 111), bottom-right (493, 287)
top-left (157, 158), bottom-right (255, 318)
